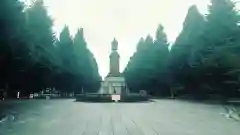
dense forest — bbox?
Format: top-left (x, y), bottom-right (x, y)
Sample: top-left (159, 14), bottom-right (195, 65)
top-left (2, 0), bottom-right (240, 100)
top-left (124, 0), bottom-right (240, 99)
top-left (0, 0), bottom-right (101, 97)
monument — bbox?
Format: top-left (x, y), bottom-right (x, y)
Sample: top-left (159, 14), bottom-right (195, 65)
top-left (100, 38), bottom-right (128, 95)
top-left (76, 38), bottom-right (147, 102)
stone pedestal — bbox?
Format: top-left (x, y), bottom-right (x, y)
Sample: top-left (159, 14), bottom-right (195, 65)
top-left (100, 76), bottom-right (128, 95)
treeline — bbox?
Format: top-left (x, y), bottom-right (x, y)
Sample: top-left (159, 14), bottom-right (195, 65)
top-left (0, 0), bottom-right (101, 97)
top-left (124, 0), bottom-right (240, 99)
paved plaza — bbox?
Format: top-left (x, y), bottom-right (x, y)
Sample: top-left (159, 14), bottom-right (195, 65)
top-left (0, 99), bottom-right (239, 135)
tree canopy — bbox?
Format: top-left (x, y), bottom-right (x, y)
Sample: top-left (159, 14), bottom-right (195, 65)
top-left (0, 0), bottom-right (101, 97)
top-left (124, 25), bottom-right (169, 95)
top-left (2, 0), bottom-right (240, 100)
top-left (124, 0), bottom-right (240, 99)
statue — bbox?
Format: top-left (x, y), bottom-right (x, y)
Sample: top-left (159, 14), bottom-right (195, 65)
top-left (100, 38), bottom-right (126, 97)
top-left (108, 38), bottom-right (120, 76)
top-left (111, 38), bottom-right (118, 51)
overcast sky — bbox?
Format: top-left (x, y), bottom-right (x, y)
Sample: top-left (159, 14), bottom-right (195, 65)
top-left (26, 0), bottom-right (212, 77)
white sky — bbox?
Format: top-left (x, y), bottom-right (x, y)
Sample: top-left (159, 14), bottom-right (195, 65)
top-left (26, 0), bottom-right (212, 77)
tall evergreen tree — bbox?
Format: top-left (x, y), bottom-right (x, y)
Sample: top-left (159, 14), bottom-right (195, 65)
top-left (58, 26), bottom-right (74, 70)
top-left (73, 28), bottom-right (101, 93)
top-left (0, 0), bottom-right (102, 97)
top-left (153, 25), bottom-right (170, 95)
top-left (25, 0), bottom-right (57, 67)
top-left (205, 0), bottom-right (240, 44)
top-left (73, 28), bottom-right (88, 72)
top-left (124, 38), bottom-right (147, 92)
top-left (124, 24), bottom-right (169, 95)
top-left (0, 0), bottom-right (29, 95)
top-left (55, 26), bottom-right (76, 93)
top-left (168, 0), bottom-right (240, 99)
top-left (171, 5), bottom-right (205, 69)
top-left (196, 0), bottom-right (240, 98)
top-left (23, 0), bottom-right (58, 93)
top-left (136, 37), bottom-right (146, 51)
top-left (169, 5), bottom-right (206, 97)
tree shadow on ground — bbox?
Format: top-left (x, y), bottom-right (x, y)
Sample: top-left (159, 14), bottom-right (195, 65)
top-left (175, 96), bottom-right (240, 106)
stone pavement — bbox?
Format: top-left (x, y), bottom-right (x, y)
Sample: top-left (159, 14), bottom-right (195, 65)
top-left (0, 99), bottom-right (240, 135)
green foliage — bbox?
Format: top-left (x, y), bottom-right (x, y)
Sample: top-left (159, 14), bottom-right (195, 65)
top-left (73, 29), bottom-right (101, 92)
top-left (24, 0), bottom-right (58, 67)
top-left (124, 25), bottom-right (169, 95)
top-left (194, 0), bottom-right (240, 98)
top-left (171, 0), bottom-right (240, 98)
top-left (169, 5), bottom-right (206, 96)
top-left (206, 0), bottom-right (240, 43)
top-left (58, 26), bottom-right (74, 71)
top-left (0, 0), bottom-right (27, 91)
top-left (0, 0), bottom-right (101, 97)
top-left (2, 0), bottom-right (240, 99)
top-left (125, 0), bottom-right (240, 99)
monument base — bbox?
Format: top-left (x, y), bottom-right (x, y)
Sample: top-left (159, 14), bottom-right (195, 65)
top-left (75, 93), bottom-right (112, 102)
top-left (100, 76), bottom-right (127, 95)
top-left (75, 93), bottom-right (149, 102)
